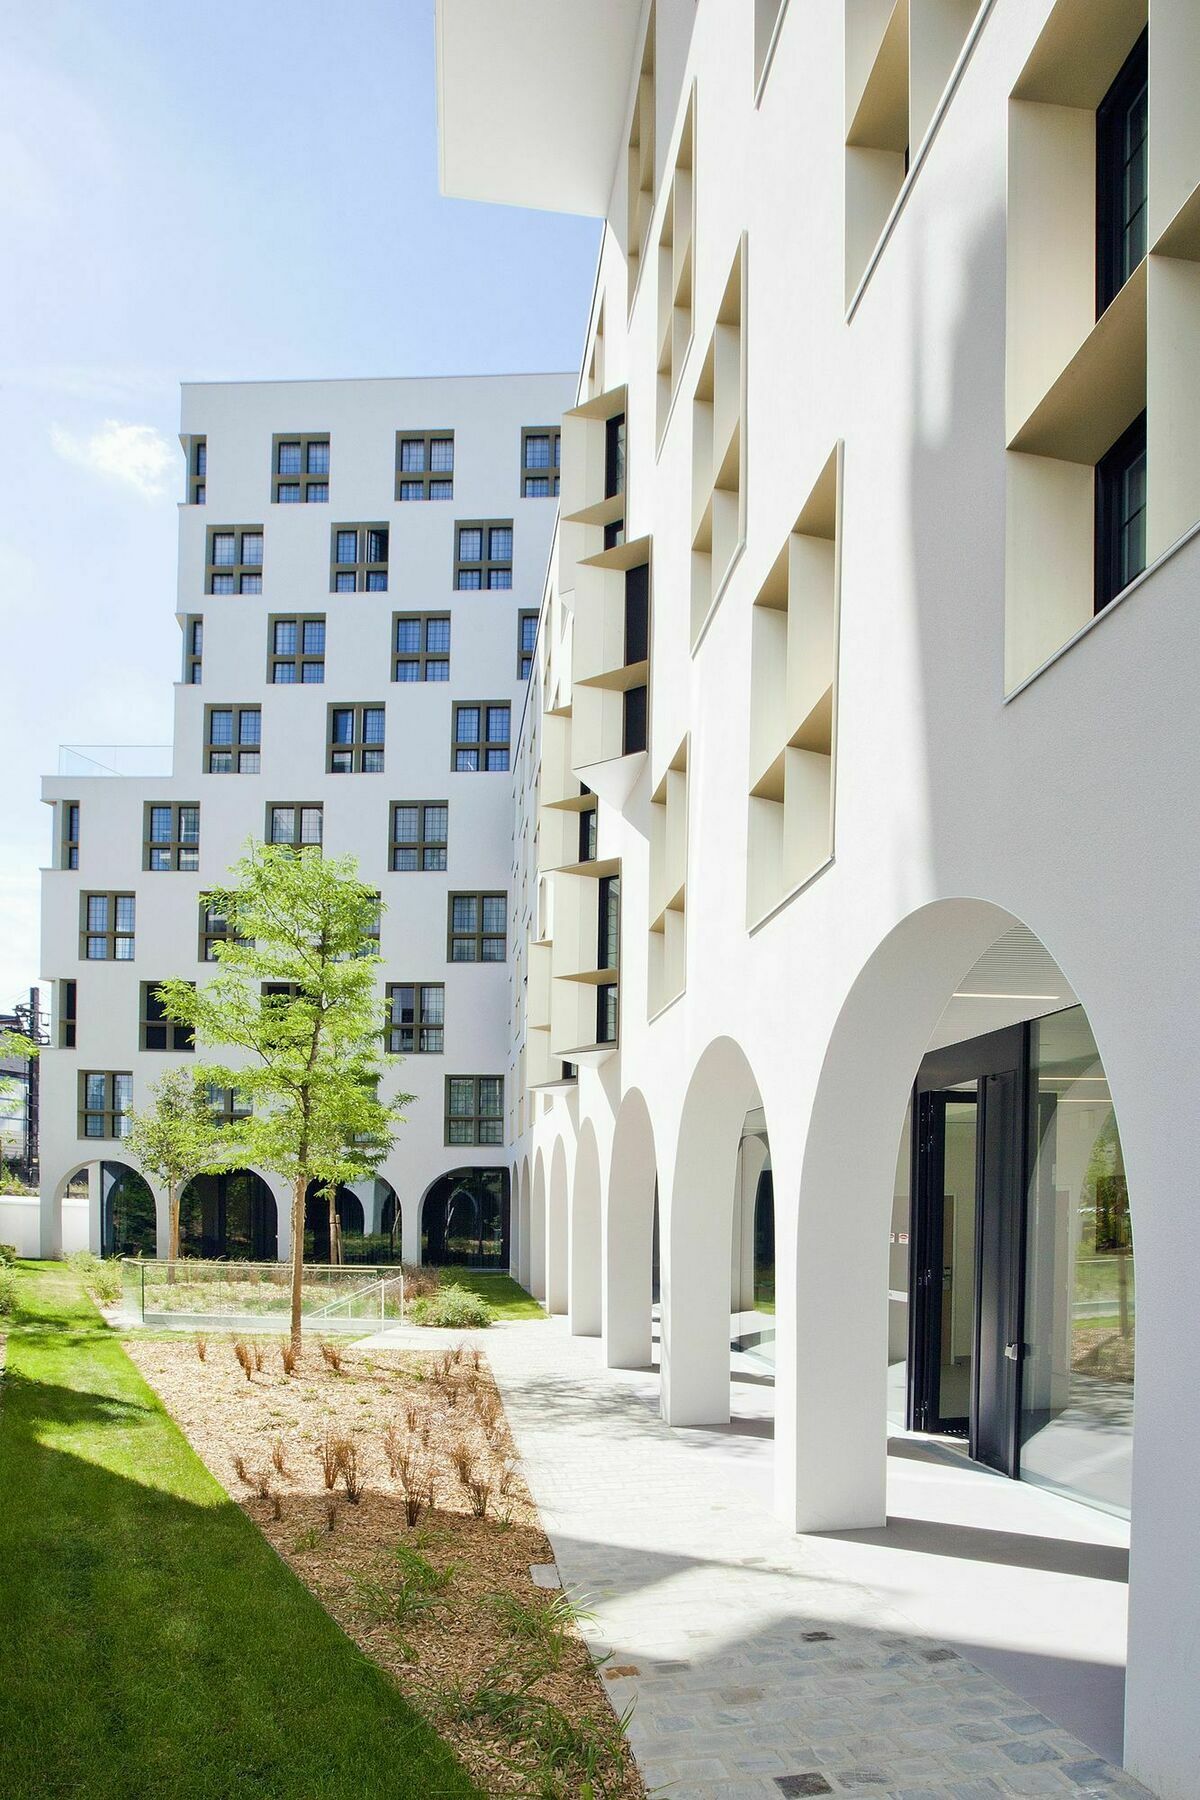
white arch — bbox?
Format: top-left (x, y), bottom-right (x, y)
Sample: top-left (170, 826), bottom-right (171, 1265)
top-left (518, 1157), bottom-right (532, 1290)
top-left (547, 1137), bottom-right (570, 1315)
top-left (568, 1121), bottom-right (602, 1336)
top-left (605, 1088), bottom-right (658, 1369)
top-left (663, 1037), bottom-right (766, 1427)
top-left (530, 1150), bottom-right (547, 1301)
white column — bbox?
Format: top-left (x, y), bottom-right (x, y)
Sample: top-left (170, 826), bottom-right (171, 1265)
top-left (275, 1179), bottom-right (293, 1264)
top-left (87, 1162), bottom-right (103, 1256)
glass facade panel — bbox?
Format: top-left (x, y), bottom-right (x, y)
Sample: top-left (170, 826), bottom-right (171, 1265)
top-left (1020, 1006), bottom-right (1133, 1516)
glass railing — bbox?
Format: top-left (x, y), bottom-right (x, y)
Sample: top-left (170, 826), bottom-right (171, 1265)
top-left (119, 1259), bottom-right (405, 1331)
top-left (58, 745), bottom-right (173, 778)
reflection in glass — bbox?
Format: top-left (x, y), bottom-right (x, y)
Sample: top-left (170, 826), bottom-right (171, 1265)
top-left (1020, 1006), bottom-right (1133, 1515)
top-left (937, 1097), bottom-right (978, 1428)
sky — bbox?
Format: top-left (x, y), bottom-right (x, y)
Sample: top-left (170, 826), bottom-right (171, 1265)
top-left (0, 0), bottom-right (601, 1014)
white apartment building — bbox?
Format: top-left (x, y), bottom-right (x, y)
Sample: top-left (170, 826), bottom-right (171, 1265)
top-left (37, 372), bottom-right (572, 1271)
top-left (438, 3), bottom-right (1200, 1795)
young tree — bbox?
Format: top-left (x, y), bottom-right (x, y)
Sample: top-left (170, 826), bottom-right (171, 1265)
top-left (124, 1067), bottom-right (221, 1277)
top-left (156, 844), bottom-right (411, 1350)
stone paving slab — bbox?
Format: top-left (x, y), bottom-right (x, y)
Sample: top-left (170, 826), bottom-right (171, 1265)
top-left (469, 1319), bottom-right (1155, 1800)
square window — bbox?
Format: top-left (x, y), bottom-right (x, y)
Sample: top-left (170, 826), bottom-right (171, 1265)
top-left (278, 442), bottom-right (302, 475)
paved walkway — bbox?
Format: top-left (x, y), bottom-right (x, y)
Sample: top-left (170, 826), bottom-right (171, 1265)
top-left (462, 1318), bottom-right (1151, 1800)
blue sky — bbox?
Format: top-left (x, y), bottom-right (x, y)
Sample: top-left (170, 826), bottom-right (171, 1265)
top-left (0, 0), bottom-right (600, 1010)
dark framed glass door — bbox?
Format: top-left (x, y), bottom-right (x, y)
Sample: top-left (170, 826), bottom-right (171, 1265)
top-left (909, 1026), bottom-right (1027, 1475)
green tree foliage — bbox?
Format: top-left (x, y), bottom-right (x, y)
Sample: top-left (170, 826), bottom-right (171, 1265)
top-left (156, 844), bottom-right (412, 1347)
top-left (124, 1068), bottom-right (222, 1273)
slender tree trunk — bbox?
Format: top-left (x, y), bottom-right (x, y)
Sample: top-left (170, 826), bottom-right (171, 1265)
top-left (327, 1188), bottom-right (342, 1266)
top-left (290, 1171), bottom-right (305, 1353)
top-left (167, 1181), bottom-right (181, 1285)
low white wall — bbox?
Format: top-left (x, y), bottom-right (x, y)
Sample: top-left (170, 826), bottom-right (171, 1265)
top-left (0, 1195), bottom-right (89, 1259)
top-left (0, 1198), bottom-right (41, 1258)
top-left (62, 1197), bottom-right (88, 1255)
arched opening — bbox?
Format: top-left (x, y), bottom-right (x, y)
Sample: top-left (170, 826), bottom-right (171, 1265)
top-left (421, 1167), bottom-right (509, 1268)
top-left (100, 1162), bottom-right (157, 1259)
top-left (379, 1185), bottom-right (402, 1262)
top-left (886, 946), bottom-right (1134, 1516)
top-left (546, 1139), bottom-right (569, 1314)
top-left (517, 1158), bottom-right (532, 1290)
top-left (303, 1183), bottom-right (365, 1264)
top-left (605, 1089), bottom-right (658, 1369)
top-left (568, 1123), bottom-right (602, 1336)
top-left (663, 1037), bottom-right (770, 1427)
top-left (180, 1170), bottom-right (278, 1261)
top-left (791, 901), bottom-right (1137, 1538)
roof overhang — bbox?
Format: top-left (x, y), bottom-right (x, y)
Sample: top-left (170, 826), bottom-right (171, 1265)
top-left (435, 0), bottom-right (643, 216)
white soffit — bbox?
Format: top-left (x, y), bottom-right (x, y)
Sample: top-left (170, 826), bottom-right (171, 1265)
top-left (925, 924), bottom-right (1080, 1053)
top-left (436, 0), bottom-right (644, 216)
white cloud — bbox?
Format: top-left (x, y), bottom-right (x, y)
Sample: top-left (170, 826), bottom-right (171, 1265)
top-left (50, 418), bottom-right (175, 500)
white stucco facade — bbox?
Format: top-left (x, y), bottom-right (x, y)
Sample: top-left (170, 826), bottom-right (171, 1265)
top-left (38, 371), bottom-right (573, 1267)
top-left (437, 3), bottom-right (1200, 1795)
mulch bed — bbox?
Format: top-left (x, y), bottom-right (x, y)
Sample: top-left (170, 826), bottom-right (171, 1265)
top-left (124, 1332), bottom-right (644, 1800)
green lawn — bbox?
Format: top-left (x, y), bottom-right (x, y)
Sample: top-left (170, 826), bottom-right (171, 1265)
top-left (0, 1263), bottom-right (481, 1800)
top-left (429, 1269), bottom-right (546, 1321)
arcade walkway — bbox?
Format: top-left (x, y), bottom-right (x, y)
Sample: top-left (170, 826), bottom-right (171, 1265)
top-left (473, 1316), bottom-right (1146, 1800)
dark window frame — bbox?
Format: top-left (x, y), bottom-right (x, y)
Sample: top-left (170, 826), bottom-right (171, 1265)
top-left (206, 525), bottom-right (264, 595)
top-left (79, 1070), bottom-right (132, 1140)
top-left (447, 891), bottom-right (506, 963)
top-left (327, 703), bottom-right (386, 774)
top-left (265, 803), bottom-right (324, 849)
top-left (204, 705), bottom-right (262, 774)
top-left (143, 804), bottom-right (200, 872)
top-left (207, 1085), bottom-right (252, 1126)
top-left (395, 430), bottom-right (455, 501)
top-left (183, 615), bottom-right (203, 684)
top-left (198, 896), bottom-right (236, 962)
top-left (187, 435), bottom-right (207, 506)
top-left (330, 522), bottom-right (389, 593)
top-left (444, 1074), bottom-right (504, 1146)
top-left (59, 978), bottom-right (77, 1048)
top-left (81, 892), bottom-right (136, 961)
top-left (452, 700), bottom-right (511, 772)
top-left (454, 518), bottom-right (513, 590)
top-left (268, 614), bottom-right (325, 684)
top-left (392, 612), bottom-right (451, 682)
top-left (1096, 29), bottom-right (1149, 319)
top-left (518, 610), bottom-right (538, 680)
top-left (1094, 409), bottom-right (1148, 612)
top-left (390, 801), bottom-right (448, 872)
top-left (387, 981), bottom-right (445, 1053)
top-left (61, 801), bottom-right (80, 870)
top-left (520, 426), bottom-right (561, 498)
top-left (140, 981), bottom-right (194, 1052)
top-left (272, 432), bottom-right (330, 504)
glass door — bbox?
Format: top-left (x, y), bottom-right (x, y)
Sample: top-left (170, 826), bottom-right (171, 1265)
top-left (910, 1090), bottom-right (978, 1435)
top-left (909, 1025), bottom-right (1026, 1472)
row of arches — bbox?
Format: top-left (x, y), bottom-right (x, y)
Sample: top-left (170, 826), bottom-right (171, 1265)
top-left (508, 901), bottom-right (1140, 1538)
top-left (72, 1165), bottom-right (511, 1267)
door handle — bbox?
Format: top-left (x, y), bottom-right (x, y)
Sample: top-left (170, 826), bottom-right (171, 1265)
top-left (1004, 1341), bottom-right (1020, 1361)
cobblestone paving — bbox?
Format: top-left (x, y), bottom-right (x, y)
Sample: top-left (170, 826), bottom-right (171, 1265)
top-left (480, 1321), bottom-right (1153, 1800)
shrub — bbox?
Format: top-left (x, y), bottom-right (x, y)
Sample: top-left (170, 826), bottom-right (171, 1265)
top-left (233, 1340), bottom-right (254, 1381)
top-left (319, 1339), bottom-right (344, 1374)
top-left (280, 1341), bottom-right (298, 1377)
top-left (340, 1439), bottom-right (363, 1505)
top-left (0, 1242), bottom-right (18, 1265)
top-left (194, 1335), bottom-right (207, 1362)
top-left (407, 1285), bottom-right (493, 1330)
top-left (0, 1267), bottom-right (19, 1316)
top-left (65, 1250), bottom-right (122, 1304)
